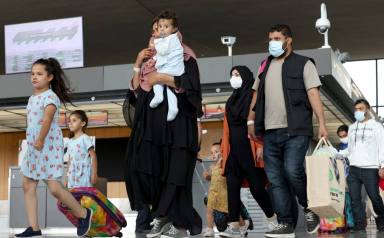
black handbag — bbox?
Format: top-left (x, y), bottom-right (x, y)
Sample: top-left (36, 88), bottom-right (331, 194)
top-left (122, 89), bottom-right (137, 128)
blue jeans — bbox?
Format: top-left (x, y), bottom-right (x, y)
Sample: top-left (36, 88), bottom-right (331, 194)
top-left (347, 166), bottom-right (384, 228)
top-left (263, 128), bottom-right (310, 225)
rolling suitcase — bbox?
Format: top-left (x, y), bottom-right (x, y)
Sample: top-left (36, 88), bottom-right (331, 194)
top-left (58, 187), bottom-right (127, 237)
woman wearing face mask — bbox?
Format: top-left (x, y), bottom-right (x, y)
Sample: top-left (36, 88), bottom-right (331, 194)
top-left (345, 99), bottom-right (384, 233)
top-left (219, 66), bottom-right (276, 238)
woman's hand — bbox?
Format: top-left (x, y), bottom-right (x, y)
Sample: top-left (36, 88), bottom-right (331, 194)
top-left (135, 48), bottom-right (154, 67)
top-left (248, 124), bottom-right (257, 141)
top-left (256, 147), bottom-right (264, 162)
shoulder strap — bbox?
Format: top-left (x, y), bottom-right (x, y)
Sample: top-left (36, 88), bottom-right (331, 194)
top-left (258, 59), bottom-right (268, 75)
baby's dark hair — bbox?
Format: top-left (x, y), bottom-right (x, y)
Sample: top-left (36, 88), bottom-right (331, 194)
top-left (156, 10), bottom-right (179, 28)
top-left (68, 110), bottom-right (88, 138)
top-left (212, 142), bottom-right (221, 147)
top-left (32, 58), bottom-right (73, 107)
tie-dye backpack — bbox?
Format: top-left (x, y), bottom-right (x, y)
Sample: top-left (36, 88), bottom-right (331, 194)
top-left (57, 187), bottom-right (127, 237)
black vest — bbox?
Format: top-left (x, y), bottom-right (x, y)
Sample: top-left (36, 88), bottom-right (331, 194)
top-left (254, 52), bottom-right (314, 137)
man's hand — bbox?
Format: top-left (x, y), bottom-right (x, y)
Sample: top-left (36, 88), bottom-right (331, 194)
top-left (318, 124), bottom-right (329, 139)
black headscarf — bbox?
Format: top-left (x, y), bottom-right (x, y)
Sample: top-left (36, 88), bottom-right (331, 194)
top-left (225, 65), bottom-right (255, 124)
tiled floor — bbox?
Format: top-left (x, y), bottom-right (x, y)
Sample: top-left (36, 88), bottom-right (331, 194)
top-left (1, 215), bottom-right (383, 238)
top-left (0, 231), bottom-right (382, 238)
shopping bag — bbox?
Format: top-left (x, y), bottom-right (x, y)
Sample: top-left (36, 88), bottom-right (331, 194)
top-left (306, 138), bottom-right (346, 217)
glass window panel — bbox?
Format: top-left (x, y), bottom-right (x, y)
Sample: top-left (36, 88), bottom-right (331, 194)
top-left (378, 59), bottom-right (384, 106)
top-left (344, 60), bottom-right (377, 107)
top-left (377, 107), bottom-right (384, 121)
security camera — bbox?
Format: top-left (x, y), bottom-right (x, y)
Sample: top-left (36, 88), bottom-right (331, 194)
top-left (221, 36), bottom-right (236, 56)
top-left (221, 36), bottom-right (236, 46)
top-left (315, 3), bottom-right (331, 33)
top-left (316, 19), bottom-right (330, 34)
top-left (315, 3), bottom-right (331, 48)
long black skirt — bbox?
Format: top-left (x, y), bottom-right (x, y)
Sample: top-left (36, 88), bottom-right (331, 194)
top-left (155, 148), bottom-right (202, 236)
top-left (125, 88), bottom-right (202, 234)
top-left (125, 88), bottom-right (168, 211)
top-left (154, 93), bottom-right (202, 235)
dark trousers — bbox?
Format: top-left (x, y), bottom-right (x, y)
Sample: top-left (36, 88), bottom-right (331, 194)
top-left (135, 204), bottom-right (152, 230)
top-left (263, 128), bottom-right (310, 225)
top-left (347, 166), bottom-right (384, 228)
top-left (267, 184), bottom-right (299, 228)
top-left (227, 167), bottom-right (274, 222)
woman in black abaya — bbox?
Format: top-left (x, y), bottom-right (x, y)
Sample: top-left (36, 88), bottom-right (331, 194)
top-left (124, 12), bottom-right (203, 237)
top-left (220, 66), bottom-right (276, 237)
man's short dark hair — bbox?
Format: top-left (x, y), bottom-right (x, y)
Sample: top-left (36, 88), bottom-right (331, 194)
top-left (156, 10), bottom-right (179, 28)
top-left (268, 24), bottom-right (293, 38)
top-left (337, 125), bottom-right (349, 135)
top-left (354, 98), bottom-right (371, 109)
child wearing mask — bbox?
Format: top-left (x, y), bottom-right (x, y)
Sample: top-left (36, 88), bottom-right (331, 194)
top-left (337, 125), bottom-right (349, 151)
top-left (319, 125), bottom-right (354, 233)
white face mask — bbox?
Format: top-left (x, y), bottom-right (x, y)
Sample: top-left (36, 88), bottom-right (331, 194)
top-left (339, 137), bottom-right (348, 144)
top-left (230, 76), bottom-right (242, 89)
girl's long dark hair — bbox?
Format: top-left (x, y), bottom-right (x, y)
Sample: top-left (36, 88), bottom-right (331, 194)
top-left (32, 58), bottom-right (73, 107)
top-left (68, 110), bottom-right (88, 138)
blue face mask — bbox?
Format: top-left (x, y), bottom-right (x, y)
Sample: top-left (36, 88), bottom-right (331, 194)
top-left (354, 111), bottom-right (365, 122)
top-left (269, 40), bottom-right (286, 57)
